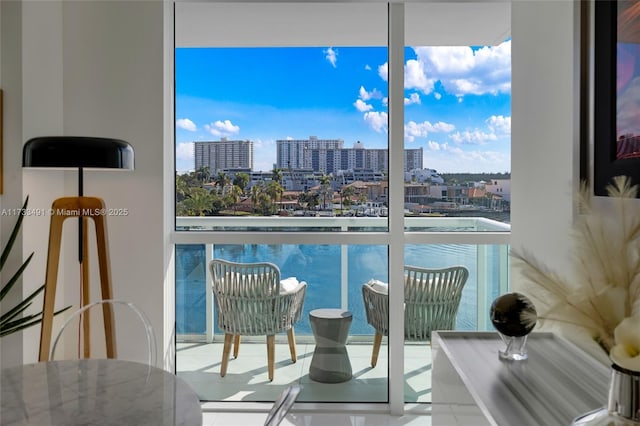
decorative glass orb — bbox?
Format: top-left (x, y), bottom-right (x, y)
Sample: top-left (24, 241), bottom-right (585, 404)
top-left (490, 292), bottom-right (537, 337)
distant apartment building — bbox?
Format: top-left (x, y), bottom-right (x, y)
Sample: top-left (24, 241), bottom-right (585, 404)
top-left (277, 136), bottom-right (344, 170)
top-left (194, 139), bottom-right (253, 173)
top-left (308, 146), bottom-right (423, 175)
top-left (486, 179), bottom-right (511, 202)
top-left (406, 168), bottom-right (443, 184)
top-left (405, 149), bottom-right (423, 172)
top-left (277, 137), bottom-right (422, 175)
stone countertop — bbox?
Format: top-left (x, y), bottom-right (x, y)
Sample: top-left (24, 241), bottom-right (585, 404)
top-left (1, 359), bottom-right (202, 426)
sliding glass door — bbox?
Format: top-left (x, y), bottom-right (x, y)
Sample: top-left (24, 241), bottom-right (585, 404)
top-left (173, 1), bottom-right (511, 408)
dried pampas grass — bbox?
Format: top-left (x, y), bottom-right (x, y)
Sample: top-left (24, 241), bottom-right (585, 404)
top-left (512, 175), bottom-right (640, 354)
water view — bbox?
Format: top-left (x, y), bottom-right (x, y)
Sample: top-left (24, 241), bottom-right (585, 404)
top-left (175, 243), bottom-right (506, 337)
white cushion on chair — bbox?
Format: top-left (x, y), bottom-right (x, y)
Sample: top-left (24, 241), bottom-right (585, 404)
top-left (280, 277), bottom-right (301, 293)
top-left (367, 279), bottom-right (389, 294)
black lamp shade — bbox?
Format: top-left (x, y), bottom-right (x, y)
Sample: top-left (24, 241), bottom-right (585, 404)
top-left (22, 136), bottom-right (134, 170)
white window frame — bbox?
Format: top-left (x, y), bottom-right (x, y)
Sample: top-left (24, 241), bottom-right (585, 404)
top-left (166, 1), bottom-right (511, 415)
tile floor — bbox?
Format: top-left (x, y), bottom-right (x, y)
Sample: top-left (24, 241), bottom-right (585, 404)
top-left (177, 340), bottom-right (433, 404)
top-left (201, 411), bottom-right (432, 425)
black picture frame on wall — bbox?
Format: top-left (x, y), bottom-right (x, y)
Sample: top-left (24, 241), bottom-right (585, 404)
top-left (593, 0), bottom-right (640, 196)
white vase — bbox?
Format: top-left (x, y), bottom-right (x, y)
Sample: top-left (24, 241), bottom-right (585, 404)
top-left (572, 364), bottom-right (640, 425)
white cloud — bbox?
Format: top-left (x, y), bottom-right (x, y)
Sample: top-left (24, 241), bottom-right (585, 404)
top-left (378, 62), bottom-right (388, 81)
top-left (486, 115), bottom-right (511, 135)
top-left (405, 120), bottom-right (455, 142)
top-left (449, 129), bottom-right (497, 145)
top-left (176, 142), bottom-right (194, 172)
top-left (176, 118), bottom-right (196, 131)
top-left (404, 93), bottom-right (421, 105)
top-left (364, 111), bottom-right (388, 133)
top-left (409, 40), bottom-right (511, 97)
top-left (354, 99), bottom-right (373, 112)
top-left (204, 119), bottom-right (240, 137)
top-left (324, 47), bottom-right (338, 68)
top-left (405, 59), bottom-right (434, 93)
top-left (428, 140), bottom-right (441, 151)
top-left (364, 64), bottom-right (372, 71)
top-left (358, 86), bottom-right (383, 101)
top-left (434, 92), bottom-right (442, 100)
top-left (422, 142), bottom-right (510, 173)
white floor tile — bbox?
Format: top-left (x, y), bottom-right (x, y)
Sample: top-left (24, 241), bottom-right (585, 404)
top-left (179, 341), bottom-right (432, 404)
top-left (202, 412), bottom-right (432, 426)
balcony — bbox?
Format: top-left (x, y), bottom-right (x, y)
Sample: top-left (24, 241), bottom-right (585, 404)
top-left (173, 215), bottom-right (510, 403)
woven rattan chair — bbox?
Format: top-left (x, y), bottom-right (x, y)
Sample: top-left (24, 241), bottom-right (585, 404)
top-left (209, 259), bottom-right (307, 381)
top-left (362, 265), bottom-right (469, 367)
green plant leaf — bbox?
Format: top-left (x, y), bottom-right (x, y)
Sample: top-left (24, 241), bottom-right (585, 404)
top-left (0, 196), bottom-right (28, 272)
top-left (0, 306), bottom-right (71, 338)
top-left (0, 253), bottom-right (33, 300)
top-left (0, 196), bottom-right (71, 338)
top-left (0, 284), bottom-right (45, 325)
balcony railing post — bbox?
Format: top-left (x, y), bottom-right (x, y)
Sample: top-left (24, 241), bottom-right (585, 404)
top-left (206, 243), bottom-right (214, 343)
top-left (499, 244), bottom-right (510, 295)
top-left (476, 244), bottom-right (488, 331)
top-left (341, 244), bottom-right (349, 311)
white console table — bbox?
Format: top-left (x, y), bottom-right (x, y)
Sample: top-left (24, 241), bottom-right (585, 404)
top-left (432, 331), bottom-right (610, 425)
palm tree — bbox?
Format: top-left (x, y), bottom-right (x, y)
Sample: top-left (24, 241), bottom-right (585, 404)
top-left (271, 167), bottom-right (283, 185)
top-left (256, 192), bottom-right (273, 215)
top-left (297, 192), bottom-right (309, 211)
top-left (318, 174), bottom-right (332, 210)
top-left (250, 184), bottom-right (262, 213)
top-left (233, 172), bottom-right (250, 194)
top-left (227, 185), bottom-right (243, 215)
top-left (214, 171), bottom-right (230, 194)
top-left (307, 192), bottom-right (320, 211)
top-left (340, 186), bottom-right (355, 214)
top-left (182, 187), bottom-right (215, 216)
top-left (176, 173), bottom-right (189, 202)
top-left (195, 166), bottom-right (211, 186)
top-left (266, 180), bottom-right (284, 214)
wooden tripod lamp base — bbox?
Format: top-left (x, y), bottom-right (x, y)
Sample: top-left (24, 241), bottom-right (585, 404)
top-left (38, 196), bottom-right (116, 362)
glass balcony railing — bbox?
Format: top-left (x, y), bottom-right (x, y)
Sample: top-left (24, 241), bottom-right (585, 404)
top-left (175, 216), bottom-right (510, 342)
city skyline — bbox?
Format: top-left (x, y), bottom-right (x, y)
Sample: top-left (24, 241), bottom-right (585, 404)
top-left (175, 43), bottom-right (511, 174)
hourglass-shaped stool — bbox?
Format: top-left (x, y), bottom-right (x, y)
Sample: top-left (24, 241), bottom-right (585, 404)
top-left (309, 309), bottom-right (353, 383)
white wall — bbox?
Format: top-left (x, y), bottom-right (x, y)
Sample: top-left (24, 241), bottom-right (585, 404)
top-left (0, 0), bottom-right (614, 369)
top-left (3, 0), bottom-right (167, 367)
top-left (510, 0), bottom-right (579, 286)
top-left (0, 0), bottom-right (27, 368)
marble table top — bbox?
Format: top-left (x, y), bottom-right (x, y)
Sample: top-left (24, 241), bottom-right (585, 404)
top-left (432, 331), bottom-right (610, 426)
top-left (1, 359), bottom-right (202, 426)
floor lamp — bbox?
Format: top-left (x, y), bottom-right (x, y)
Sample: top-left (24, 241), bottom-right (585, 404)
top-left (22, 136), bottom-right (134, 361)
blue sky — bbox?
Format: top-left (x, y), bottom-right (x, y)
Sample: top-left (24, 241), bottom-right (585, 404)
top-left (175, 42), bottom-right (511, 174)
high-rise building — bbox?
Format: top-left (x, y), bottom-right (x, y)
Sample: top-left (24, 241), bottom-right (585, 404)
top-left (405, 148), bottom-right (423, 172)
top-left (277, 136), bottom-right (344, 170)
top-left (194, 139), bottom-right (253, 173)
top-left (306, 146), bottom-right (423, 174)
top-left (278, 137), bottom-right (422, 175)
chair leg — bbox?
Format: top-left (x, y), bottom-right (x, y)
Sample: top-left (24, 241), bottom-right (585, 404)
top-left (287, 328), bottom-right (297, 363)
top-left (267, 335), bottom-right (275, 382)
top-left (233, 335), bottom-right (241, 359)
top-left (371, 332), bottom-right (383, 367)
top-left (221, 333), bottom-right (233, 377)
